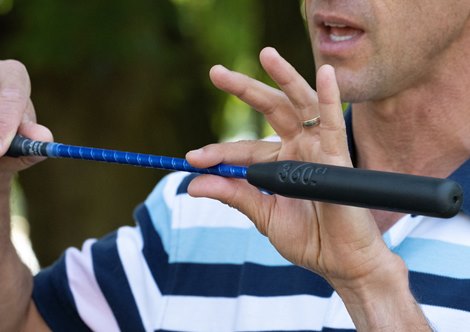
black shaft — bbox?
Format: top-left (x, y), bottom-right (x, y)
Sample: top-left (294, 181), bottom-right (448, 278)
top-left (247, 161), bottom-right (463, 218)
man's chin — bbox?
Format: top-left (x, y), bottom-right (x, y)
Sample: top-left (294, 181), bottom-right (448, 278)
top-left (336, 82), bottom-right (371, 104)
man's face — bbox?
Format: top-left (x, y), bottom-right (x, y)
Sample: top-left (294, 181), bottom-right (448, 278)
top-left (305, 0), bottom-right (470, 102)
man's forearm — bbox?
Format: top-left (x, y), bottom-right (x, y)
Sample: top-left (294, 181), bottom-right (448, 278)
top-left (0, 174), bottom-right (34, 332)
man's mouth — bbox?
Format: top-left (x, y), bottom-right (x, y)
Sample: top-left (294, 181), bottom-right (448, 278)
top-left (323, 22), bottom-right (362, 42)
top-left (312, 13), bottom-right (367, 57)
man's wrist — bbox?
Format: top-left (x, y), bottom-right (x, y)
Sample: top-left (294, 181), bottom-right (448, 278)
top-left (332, 254), bottom-right (431, 331)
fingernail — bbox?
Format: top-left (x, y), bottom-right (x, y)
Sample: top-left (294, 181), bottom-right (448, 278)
top-left (210, 64), bottom-right (229, 75)
top-left (186, 148), bottom-right (204, 158)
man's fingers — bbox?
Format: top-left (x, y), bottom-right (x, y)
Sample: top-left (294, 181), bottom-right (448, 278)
top-left (18, 122), bottom-right (53, 144)
top-left (210, 64), bottom-right (283, 112)
top-left (9, 122), bottom-right (53, 168)
top-left (186, 140), bottom-right (280, 168)
top-left (259, 47), bottom-right (319, 122)
top-left (0, 60), bottom-right (31, 154)
top-left (209, 65), bottom-right (300, 138)
top-left (0, 60), bottom-right (53, 170)
top-left (316, 65), bottom-right (350, 165)
top-left (0, 60), bottom-right (31, 95)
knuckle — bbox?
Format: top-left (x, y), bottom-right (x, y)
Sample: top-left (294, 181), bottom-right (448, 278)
top-left (225, 188), bottom-right (239, 210)
top-left (0, 88), bottom-right (27, 104)
top-left (262, 94), bottom-right (285, 115)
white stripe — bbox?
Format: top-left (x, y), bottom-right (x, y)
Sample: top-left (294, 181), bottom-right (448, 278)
top-left (116, 226), bottom-right (166, 331)
top-left (174, 195), bottom-right (253, 229)
top-left (163, 172), bottom-right (188, 208)
top-left (159, 294), bottom-right (331, 332)
top-left (407, 213), bottom-right (470, 246)
top-left (66, 239), bottom-right (120, 331)
top-left (422, 304), bottom-right (470, 331)
top-left (385, 214), bottom-right (423, 248)
top-left (322, 291), bottom-right (355, 329)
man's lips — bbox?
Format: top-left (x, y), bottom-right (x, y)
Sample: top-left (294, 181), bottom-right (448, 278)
top-left (313, 12), bottom-right (365, 31)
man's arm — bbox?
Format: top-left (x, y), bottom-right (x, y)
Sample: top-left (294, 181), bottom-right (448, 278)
top-left (0, 60), bottom-right (52, 332)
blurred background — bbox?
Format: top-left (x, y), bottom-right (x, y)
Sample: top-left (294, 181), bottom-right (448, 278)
top-left (1, 0), bottom-right (315, 268)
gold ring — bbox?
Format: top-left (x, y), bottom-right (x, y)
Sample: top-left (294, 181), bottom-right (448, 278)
top-left (302, 116), bottom-right (321, 128)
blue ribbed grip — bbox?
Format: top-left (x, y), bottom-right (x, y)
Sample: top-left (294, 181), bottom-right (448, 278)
top-left (6, 135), bottom-right (247, 179)
top-left (48, 142), bottom-right (247, 178)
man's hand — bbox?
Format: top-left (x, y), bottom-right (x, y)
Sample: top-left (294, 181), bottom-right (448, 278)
top-left (187, 47), bottom-right (393, 286)
top-left (187, 47), bottom-right (430, 331)
top-left (0, 60), bottom-right (52, 177)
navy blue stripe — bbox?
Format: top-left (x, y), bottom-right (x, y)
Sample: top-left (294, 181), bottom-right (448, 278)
top-left (176, 173), bottom-right (200, 195)
top-left (169, 261), bottom-right (333, 297)
top-left (33, 254), bottom-right (91, 332)
top-left (410, 270), bottom-right (470, 312)
top-left (92, 231), bottom-right (146, 332)
top-left (135, 203), bottom-right (172, 294)
top-left (344, 106), bottom-right (356, 166)
top-left (136, 203), bottom-right (334, 298)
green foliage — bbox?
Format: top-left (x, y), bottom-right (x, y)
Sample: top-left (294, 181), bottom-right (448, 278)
top-left (173, 0), bottom-right (261, 67)
top-left (0, 0), bottom-right (13, 15)
top-left (171, 0), bottom-right (264, 140)
top-left (8, 1), bottom-right (177, 70)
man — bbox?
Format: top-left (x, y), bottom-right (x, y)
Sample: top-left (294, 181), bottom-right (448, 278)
top-left (0, 0), bottom-right (469, 331)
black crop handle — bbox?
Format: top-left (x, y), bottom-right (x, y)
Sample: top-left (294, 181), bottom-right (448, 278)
top-left (247, 161), bottom-right (463, 218)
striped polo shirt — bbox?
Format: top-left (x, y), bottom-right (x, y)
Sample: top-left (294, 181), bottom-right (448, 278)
top-left (33, 121), bottom-right (470, 331)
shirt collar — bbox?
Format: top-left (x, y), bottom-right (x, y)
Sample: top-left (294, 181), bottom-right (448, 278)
top-left (344, 107), bottom-right (469, 216)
